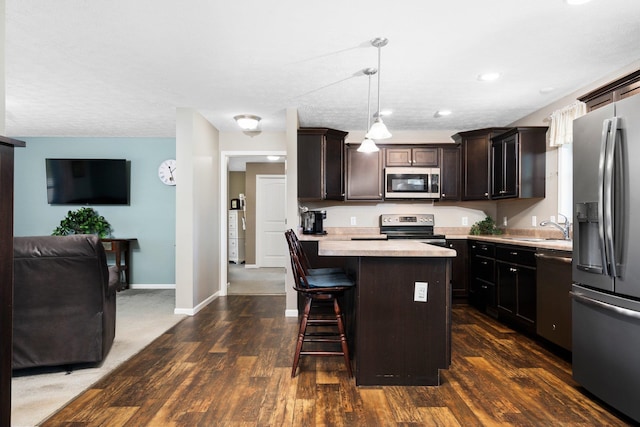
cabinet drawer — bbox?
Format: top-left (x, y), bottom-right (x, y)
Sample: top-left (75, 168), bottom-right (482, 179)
top-left (469, 241), bottom-right (495, 257)
top-left (496, 246), bottom-right (536, 267)
top-left (470, 256), bottom-right (495, 282)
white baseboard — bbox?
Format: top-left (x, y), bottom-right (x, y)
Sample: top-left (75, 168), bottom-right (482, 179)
top-left (285, 309), bottom-right (298, 317)
top-left (130, 284), bottom-right (176, 289)
top-left (174, 291), bottom-right (219, 316)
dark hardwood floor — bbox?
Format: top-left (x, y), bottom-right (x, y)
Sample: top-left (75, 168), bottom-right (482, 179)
top-left (41, 296), bottom-right (634, 426)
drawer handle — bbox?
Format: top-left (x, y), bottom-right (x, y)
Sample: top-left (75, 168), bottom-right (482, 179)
top-left (481, 261), bottom-right (488, 265)
top-left (510, 267), bottom-right (518, 273)
top-left (510, 251), bottom-right (518, 256)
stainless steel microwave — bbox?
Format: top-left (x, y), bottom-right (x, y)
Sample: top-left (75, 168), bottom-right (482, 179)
top-left (384, 167), bottom-right (441, 199)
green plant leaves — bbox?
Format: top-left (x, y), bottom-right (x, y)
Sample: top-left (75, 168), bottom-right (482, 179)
top-left (469, 216), bottom-right (503, 235)
top-left (52, 207), bottom-right (112, 238)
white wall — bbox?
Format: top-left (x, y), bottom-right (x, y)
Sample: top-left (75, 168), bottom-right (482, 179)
top-left (175, 108), bottom-right (220, 314)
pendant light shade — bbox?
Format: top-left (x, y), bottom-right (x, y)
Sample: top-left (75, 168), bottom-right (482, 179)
top-left (365, 37), bottom-right (391, 140)
top-left (358, 68), bottom-right (380, 153)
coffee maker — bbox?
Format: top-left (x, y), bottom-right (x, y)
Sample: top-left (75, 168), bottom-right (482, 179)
top-left (301, 210), bottom-right (326, 235)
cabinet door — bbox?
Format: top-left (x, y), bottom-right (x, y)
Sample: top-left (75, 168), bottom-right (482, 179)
top-left (346, 145), bottom-right (383, 200)
top-left (491, 134), bottom-right (518, 199)
top-left (516, 266), bottom-right (536, 326)
top-left (440, 146), bottom-right (460, 201)
top-left (324, 132), bottom-right (345, 200)
top-left (447, 239), bottom-right (468, 299)
top-left (462, 134), bottom-right (491, 200)
top-left (497, 261), bottom-right (517, 315)
top-left (412, 148), bottom-right (439, 166)
top-left (385, 148), bottom-right (412, 166)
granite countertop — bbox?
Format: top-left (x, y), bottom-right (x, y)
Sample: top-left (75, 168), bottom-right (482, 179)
top-left (296, 227), bottom-right (573, 252)
top-left (318, 240), bottom-right (456, 258)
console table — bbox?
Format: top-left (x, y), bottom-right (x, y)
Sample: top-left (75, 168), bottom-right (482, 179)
top-left (101, 238), bottom-right (136, 290)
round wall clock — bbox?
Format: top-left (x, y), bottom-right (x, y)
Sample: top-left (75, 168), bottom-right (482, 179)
top-left (158, 159), bottom-right (176, 186)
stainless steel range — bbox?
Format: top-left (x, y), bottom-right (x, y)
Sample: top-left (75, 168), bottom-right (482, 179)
top-left (380, 214), bottom-right (446, 246)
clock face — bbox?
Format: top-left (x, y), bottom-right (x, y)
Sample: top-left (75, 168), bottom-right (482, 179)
top-left (158, 159), bottom-right (176, 186)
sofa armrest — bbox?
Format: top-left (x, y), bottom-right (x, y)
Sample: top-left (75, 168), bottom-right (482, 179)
top-left (107, 265), bottom-right (121, 294)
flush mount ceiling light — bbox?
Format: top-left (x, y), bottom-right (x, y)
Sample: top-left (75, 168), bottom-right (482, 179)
top-left (365, 37), bottom-right (392, 140)
top-left (233, 114), bottom-right (261, 131)
top-left (434, 110), bottom-right (452, 118)
top-left (358, 68), bottom-right (380, 153)
top-left (477, 72), bottom-right (501, 82)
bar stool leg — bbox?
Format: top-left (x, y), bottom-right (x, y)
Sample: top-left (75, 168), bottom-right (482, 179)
top-left (333, 298), bottom-right (353, 377)
top-left (292, 296), bottom-right (312, 377)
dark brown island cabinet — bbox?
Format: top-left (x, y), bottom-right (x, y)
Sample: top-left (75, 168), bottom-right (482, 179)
top-left (0, 136), bottom-right (26, 427)
top-left (345, 144), bottom-right (384, 201)
top-left (297, 127), bottom-right (348, 201)
top-left (453, 128), bottom-right (509, 201)
top-left (385, 146), bottom-right (439, 167)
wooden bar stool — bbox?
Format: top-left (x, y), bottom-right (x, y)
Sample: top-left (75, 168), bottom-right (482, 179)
top-left (285, 230), bottom-right (354, 378)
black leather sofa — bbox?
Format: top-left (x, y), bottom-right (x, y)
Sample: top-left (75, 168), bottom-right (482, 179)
top-left (12, 235), bottom-right (118, 370)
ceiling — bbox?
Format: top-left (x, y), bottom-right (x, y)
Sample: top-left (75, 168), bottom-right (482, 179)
top-left (5, 0), bottom-right (640, 138)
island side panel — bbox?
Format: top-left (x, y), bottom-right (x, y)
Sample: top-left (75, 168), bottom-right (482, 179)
top-left (354, 256), bottom-right (451, 386)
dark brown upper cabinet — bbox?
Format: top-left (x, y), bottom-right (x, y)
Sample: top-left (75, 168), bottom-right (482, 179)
top-left (452, 128), bottom-right (509, 201)
top-left (385, 147), bottom-right (439, 167)
top-left (579, 69), bottom-right (640, 112)
top-left (345, 144), bottom-right (384, 201)
top-left (297, 127), bottom-right (348, 201)
top-left (490, 127), bottom-right (547, 200)
top-left (439, 145), bottom-right (461, 201)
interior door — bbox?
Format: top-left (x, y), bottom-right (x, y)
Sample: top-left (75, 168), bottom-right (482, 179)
top-left (256, 175), bottom-right (286, 267)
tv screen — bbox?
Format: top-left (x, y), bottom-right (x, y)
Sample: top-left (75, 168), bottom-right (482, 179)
top-left (46, 158), bottom-right (130, 205)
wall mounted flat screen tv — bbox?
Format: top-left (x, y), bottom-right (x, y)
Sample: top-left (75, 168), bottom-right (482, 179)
top-left (46, 158), bottom-right (130, 205)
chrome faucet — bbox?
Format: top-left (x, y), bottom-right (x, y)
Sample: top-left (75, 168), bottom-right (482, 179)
top-left (540, 213), bottom-right (571, 240)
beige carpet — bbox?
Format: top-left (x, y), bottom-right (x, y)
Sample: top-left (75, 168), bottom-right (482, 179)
top-left (11, 289), bottom-right (186, 427)
top-left (227, 264), bottom-right (286, 295)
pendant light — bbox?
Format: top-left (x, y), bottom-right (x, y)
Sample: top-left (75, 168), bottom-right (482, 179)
top-left (358, 68), bottom-right (380, 153)
top-left (365, 37), bottom-right (391, 140)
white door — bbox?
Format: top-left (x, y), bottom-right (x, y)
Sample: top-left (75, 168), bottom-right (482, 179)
top-left (256, 175), bottom-right (286, 267)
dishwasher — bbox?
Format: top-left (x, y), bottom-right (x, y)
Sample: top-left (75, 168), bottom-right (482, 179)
top-left (535, 249), bottom-right (573, 351)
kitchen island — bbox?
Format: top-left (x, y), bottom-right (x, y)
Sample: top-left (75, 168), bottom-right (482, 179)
top-left (317, 239), bottom-right (456, 386)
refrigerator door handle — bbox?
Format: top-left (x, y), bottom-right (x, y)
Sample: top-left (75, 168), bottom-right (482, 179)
top-left (598, 119), bottom-right (611, 275)
top-left (604, 117), bottom-right (619, 278)
top-left (571, 291), bottom-right (640, 321)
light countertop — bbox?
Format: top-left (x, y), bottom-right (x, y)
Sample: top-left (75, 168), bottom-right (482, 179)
top-left (318, 240), bottom-right (456, 258)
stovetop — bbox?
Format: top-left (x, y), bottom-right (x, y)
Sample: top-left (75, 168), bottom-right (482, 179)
top-left (379, 214), bottom-right (445, 240)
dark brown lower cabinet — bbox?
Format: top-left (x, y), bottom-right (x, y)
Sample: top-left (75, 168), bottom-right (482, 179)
top-left (468, 240), bottom-right (497, 317)
top-left (496, 245), bottom-right (537, 334)
top-left (447, 239), bottom-right (468, 301)
top-left (536, 249), bottom-right (573, 351)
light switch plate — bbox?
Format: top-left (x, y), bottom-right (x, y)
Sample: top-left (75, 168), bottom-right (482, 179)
top-left (414, 282), bottom-right (428, 302)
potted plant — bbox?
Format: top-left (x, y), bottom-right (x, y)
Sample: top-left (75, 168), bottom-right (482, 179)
top-left (469, 216), bottom-right (503, 235)
top-left (52, 207), bottom-right (113, 238)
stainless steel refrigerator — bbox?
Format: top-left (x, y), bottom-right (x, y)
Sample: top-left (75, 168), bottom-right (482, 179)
top-left (572, 94), bottom-right (640, 423)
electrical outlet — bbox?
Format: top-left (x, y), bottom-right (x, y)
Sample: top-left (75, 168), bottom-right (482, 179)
top-left (462, 217), bottom-right (468, 226)
top-left (503, 216), bottom-right (508, 227)
top-left (550, 215), bottom-right (556, 223)
top-left (414, 282), bottom-right (428, 302)
top-left (532, 215), bottom-right (537, 227)
top-left (350, 216), bottom-right (357, 226)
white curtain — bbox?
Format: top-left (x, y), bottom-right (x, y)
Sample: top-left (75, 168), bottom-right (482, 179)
top-left (548, 101), bottom-right (587, 147)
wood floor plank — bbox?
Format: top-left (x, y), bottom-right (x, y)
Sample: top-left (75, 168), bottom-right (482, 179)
top-left (39, 297), bottom-right (635, 427)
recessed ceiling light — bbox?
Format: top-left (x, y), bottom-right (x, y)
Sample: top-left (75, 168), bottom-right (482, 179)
top-left (434, 110), bottom-right (452, 118)
top-left (267, 156), bottom-right (280, 161)
top-left (375, 109), bottom-right (393, 117)
top-left (478, 72), bottom-right (501, 82)
top-left (565, 0), bottom-right (591, 5)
